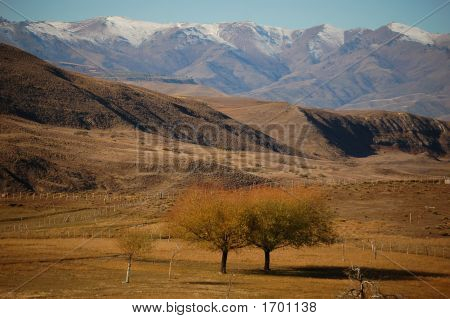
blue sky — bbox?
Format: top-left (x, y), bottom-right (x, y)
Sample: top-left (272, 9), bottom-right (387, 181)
top-left (1, 0), bottom-right (449, 33)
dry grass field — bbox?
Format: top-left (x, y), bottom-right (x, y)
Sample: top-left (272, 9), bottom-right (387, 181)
top-left (1, 181), bottom-right (449, 299)
top-left (1, 239), bottom-right (449, 299)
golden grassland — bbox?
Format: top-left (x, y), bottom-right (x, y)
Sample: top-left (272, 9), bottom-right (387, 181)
top-left (0, 182), bottom-right (449, 298)
top-left (0, 239), bottom-right (449, 298)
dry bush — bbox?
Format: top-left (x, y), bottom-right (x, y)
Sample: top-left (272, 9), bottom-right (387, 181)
top-left (339, 266), bottom-right (399, 299)
top-left (117, 231), bottom-right (152, 283)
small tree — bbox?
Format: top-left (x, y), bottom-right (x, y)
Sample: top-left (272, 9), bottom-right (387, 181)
top-left (117, 231), bottom-right (151, 283)
top-left (170, 187), bottom-right (247, 274)
top-left (243, 187), bottom-right (335, 272)
top-left (168, 243), bottom-right (182, 280)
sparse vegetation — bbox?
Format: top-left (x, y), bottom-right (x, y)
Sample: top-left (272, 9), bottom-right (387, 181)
top-left (0, 181), bottom-right (449, 298)
top-left (340, 266), bottom-right (399, 299)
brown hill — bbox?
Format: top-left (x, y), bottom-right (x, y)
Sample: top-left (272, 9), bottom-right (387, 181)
top-left (197, 96), bottom-right (449, 158)
top-left (0, 43), bottom-right (288, 154)
top-left (301, 108), bottom-right (449, 157)
top-left (2, 112), bottom-right (448, 193)
top-left (0, 115), bottom-right (269, 193)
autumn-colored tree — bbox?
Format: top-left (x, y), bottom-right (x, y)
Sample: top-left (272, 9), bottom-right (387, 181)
top-left (243, 187), bottom-right (335, 272)
top-left (170, 186), bottom-right (247, 274)
top-left (117, 231), bottom-right (152, 283)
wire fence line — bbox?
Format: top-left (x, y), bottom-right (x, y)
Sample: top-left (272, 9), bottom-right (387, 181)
top-left (0, 192), bottom-right (169, 239)
top-left (0, 176), bottom-right (447, 235)
top-left (0, 174), bottom-right (448, 200)
top-left (342, 238), bottom-right (450, 260)
top-left (0, 204), bottom-right (143, 239)
top-left (0, 190), bottom-right (180, 201)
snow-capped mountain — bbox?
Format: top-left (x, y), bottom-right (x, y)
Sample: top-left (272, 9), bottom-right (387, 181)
top-left (386, 22), bottom-right (435, 45)
top-left (24, 17), bottom-right (233, 47)
top-left (1, 16), bottom-right (449, 118)
top-left (26, 17), bottom-right (170, 46)
top-left (18, 16), bottom-right (295, 50)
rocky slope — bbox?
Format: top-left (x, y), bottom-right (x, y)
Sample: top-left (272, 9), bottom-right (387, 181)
top-left (300, 108), bottom-right (449, 157)
top-left (198, 96), bottom-right (450, 158)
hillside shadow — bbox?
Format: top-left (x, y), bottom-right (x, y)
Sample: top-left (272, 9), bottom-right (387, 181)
top-left (242, 266), bottom-right (449, 281)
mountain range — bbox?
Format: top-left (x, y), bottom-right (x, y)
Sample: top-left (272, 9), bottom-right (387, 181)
top-left (1, 16), bottom-right (449, 119)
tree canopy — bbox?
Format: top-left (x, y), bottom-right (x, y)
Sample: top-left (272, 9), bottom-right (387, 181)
top-left (170, 185), bottom-right (335, 273)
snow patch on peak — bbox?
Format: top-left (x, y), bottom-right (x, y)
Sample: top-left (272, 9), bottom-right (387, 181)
top-left (218, 22), bottom-right (294, 55)
top-left (258, 25), bottom-right (294, 40)
top-left (89, 16), bottom-right (168, 46)
top-left (170, 23), bottom-right (235, 47)
top-left (26, 16), bottom-right (170, 46)
top-left (190, 24), bottom-right (225, 42)
top-left (387, 22), bottom-right (434, 45)
top-left (254, 25), bottom-right (295, 53)
top-left (307, 24), bottom-right (344, 62)
top-left (25, 21), bottom-right (76, 41)
top-left (316, 24), bottom-right (345, 46)
top-left (228, 21), bottom-right (258, 28)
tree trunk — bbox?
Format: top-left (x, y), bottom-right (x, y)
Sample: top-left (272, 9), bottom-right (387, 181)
top-left (220, 249), bottom-right (228, 274)
top-left (125, 256), bottom-right (132, 283)
top-left (264, 249), bottom-right (271, 272)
